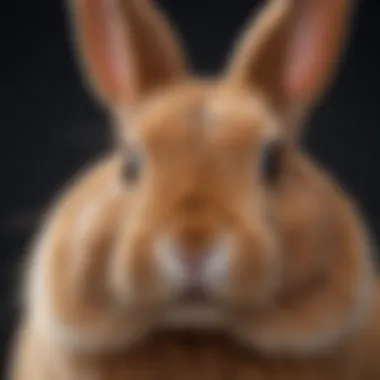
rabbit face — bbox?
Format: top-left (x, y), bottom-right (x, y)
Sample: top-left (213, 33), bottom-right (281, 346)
top-left (65, 0), bottom-right (369, 350)
top-left (107, 83), bottom-right (330, 330)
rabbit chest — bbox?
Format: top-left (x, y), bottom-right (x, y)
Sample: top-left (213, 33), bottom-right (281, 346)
top-left (33, 331), bottom-right (362, 380)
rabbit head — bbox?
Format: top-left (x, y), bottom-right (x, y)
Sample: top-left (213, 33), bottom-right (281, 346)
top-left (66, 0), bottom-right (373, 355)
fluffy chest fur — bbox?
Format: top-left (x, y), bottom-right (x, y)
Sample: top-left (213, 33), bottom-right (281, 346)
top-left (13, 314), bottom-right (380, 380)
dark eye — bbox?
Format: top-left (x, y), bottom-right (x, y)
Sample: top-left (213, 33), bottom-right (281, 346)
top-left (122, 153), bottom-right (141, 183)
top-left (261, 142), bottom-right (283, 184)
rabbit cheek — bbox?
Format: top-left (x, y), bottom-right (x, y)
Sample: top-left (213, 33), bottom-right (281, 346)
top-left (270, 183), bottom-right (330, 292)
top-left (110, 231), bottom-right (169, 308)
top-left (222, 227), bottom-right (280, 306)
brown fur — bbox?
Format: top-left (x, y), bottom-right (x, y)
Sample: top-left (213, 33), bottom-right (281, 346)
top-left (8, 0), bottom-right (380, 379)
top-left (9, 296), bottom-right (380, 380)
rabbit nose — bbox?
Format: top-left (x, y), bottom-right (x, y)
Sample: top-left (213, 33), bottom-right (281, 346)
top-left (154, 233), bottom-right (230, 290)
top-left (180, 247), bottom-right (207, 277)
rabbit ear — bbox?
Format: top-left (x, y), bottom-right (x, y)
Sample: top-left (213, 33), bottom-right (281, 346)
top-left (67, 0), bottom-right (188, 107)
top-left (226, 0), bottom-right (352, 113)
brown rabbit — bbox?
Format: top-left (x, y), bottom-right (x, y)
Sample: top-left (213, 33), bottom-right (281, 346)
top-left (8, 0), bottom-right (380, 379)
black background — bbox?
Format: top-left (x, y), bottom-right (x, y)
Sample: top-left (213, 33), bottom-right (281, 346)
top-left (1, 0), bottom-right (379, 374)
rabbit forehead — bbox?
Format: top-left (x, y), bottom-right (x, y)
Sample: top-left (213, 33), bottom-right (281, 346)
top-left (121, 82), bottom-right (280, 150)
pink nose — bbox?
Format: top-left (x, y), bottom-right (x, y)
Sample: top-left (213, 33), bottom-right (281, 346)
top-left (180, 247), bottom-right (207, 276)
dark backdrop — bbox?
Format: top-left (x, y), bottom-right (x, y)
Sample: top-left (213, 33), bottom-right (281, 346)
top-left (1, 0), bottom-right (379, 374)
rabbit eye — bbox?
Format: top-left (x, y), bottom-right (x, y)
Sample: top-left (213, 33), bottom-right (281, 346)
top-left (261, 142), bottom-right (283, 184)
top-left (122, 153), bottom-right (141, 183)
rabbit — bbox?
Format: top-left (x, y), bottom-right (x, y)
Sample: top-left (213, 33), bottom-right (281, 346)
top-left (7, 0), bottom-right (380, 379)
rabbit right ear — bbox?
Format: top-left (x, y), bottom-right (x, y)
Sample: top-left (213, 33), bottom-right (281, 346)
top-left (67, 0), bottom-right (189, 108)
top-left (225, 0), bottom-right (353, 121)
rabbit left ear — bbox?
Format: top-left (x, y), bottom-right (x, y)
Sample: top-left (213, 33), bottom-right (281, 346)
top-left (67, 0), bottom-right (189, 108)
top-left (225, 0), bottom-right (353, 114)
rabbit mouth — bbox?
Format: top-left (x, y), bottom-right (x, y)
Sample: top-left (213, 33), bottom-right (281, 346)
top-left (177, 286), bottom-right (212, 305)
top-left (157, 304), bottom-right (225, 330)
top-left (155, 286), bottom-right (226, 330)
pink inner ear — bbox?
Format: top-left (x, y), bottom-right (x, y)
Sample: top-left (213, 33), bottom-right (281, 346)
top-left (81, 0), bottom-right (134, 104)
top-left (104, 0), bottom-right (135, 103)
top-left (284, 0), bottom-right (343, 104)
